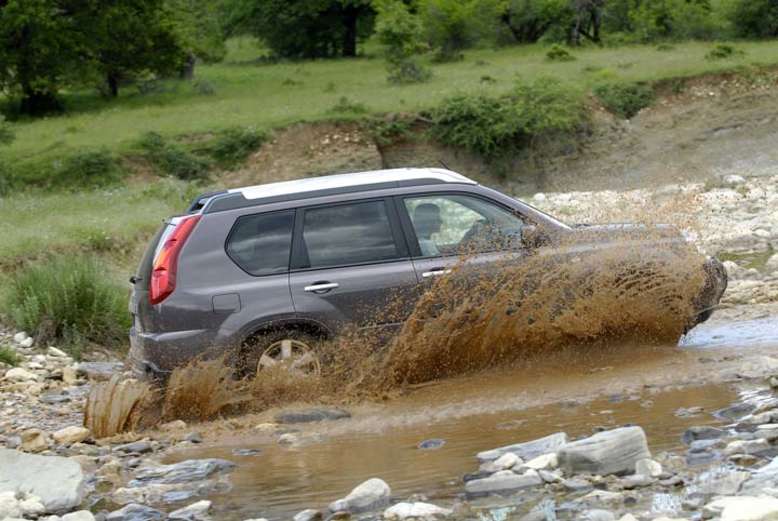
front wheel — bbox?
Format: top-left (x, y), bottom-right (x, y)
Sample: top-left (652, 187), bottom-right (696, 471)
top-left (239, 330), bottom-right (322, 378)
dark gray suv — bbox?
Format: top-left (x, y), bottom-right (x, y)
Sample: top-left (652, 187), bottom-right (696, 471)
top-left (129, 168), bottom-right (727, 379)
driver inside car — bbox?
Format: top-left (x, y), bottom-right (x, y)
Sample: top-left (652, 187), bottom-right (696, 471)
top-left (413, 203), bottom-right (443, 257)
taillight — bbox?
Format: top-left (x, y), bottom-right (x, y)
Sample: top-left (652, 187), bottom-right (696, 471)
top-left (150, 215), bottom-right (201, 305)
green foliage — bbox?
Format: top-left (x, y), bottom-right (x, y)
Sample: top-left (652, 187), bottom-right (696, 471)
top-left (594, 81), bottom-right (655, 119)
top-left (0, 346), bottom-right (19, 367)
top-left (138, 132), bottom-right (210, 180)
top-left (546, 44), bottom-right (575, 62)
top-left (374, 0), bottom-right (432, 84)
top-left (0, 116), bottom-right (15, 146)
top-left (4, 255), bottom-right (131, 350)
top-left (168, 0), bottom-right (228, 64)
top-left (502, 0), bottom-right (575, 43)
top-left (199, 127), bottom-right (267, 168)
top-left (429, 77), bottom-right (585, 160)
top-left (57, 149), bottom-right (125, 189)
top-left (420, 0), bottom-right (502, 61)
top-left (726, 0), bottom-right (778, 38)
top-left (223, 0), bottom-right (375, 58)
top-left (367, 116), bottom-right (415, 145)
top-left (628, 0), bottom-right (724, 41)
top-left (705, 43), bottom-right (744, 60)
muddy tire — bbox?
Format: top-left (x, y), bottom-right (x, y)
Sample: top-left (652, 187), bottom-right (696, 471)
top-left (237, 330), bottom-right (323, 378)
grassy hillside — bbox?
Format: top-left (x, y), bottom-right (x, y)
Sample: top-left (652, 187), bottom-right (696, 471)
top-left (4, 40), bottom-right (778, 171)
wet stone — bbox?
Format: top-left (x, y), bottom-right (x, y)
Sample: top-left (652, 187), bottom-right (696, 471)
top-left (76, 362), bottom-right (123, 382)
top-left (293, 508), bottom-right (323, 521)
top-left (714, 402), bottom-right (756, 422)
top-left (115, 441), bottom-right (153, 454)
top-left (106, 503), bottom-right (165, 521)
top-left (558, 427), bottom-right (651, 476)
top-left (232, 448), bottom-right (262, 456)
top-left (561, 478), bottom-right (594, 493)
top-left (464, 470), bottom-right (542, 496)
top-left (328, 478), bottom-right (390, 513)
top-left (682, 426), bottom-right (727, 445)
top-left (477, 432), bottom-right (568, 463)
top-left (274, 408), bottom-right (351, 424)
top-left (39, 393), bottom-right (71, 404)
top-left (417, 439), bottom-right (446, 450)
top-left (130, 459), bottom-right (236, 486)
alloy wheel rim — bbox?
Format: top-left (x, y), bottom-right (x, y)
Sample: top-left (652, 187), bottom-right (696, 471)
top-left (257, 339), bottom-right (321, 376)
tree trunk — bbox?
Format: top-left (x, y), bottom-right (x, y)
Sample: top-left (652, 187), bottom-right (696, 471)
top-left (179, 53), bottom-right (196, 80)
top-left (106, 73), bottom-right (119, 98)
top-left (342, 6), bottom-right (359, 57)
top-left (19, 88), bottom-right (61, 116)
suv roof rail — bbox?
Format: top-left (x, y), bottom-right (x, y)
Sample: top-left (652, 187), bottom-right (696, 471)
top-left (202, 168), bottom-right (477, 213)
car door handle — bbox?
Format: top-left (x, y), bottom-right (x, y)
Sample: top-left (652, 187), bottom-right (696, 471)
top-left (304, 282), bottom-right (339, 293)
top-left (421, 269), bottom-right (452, 279)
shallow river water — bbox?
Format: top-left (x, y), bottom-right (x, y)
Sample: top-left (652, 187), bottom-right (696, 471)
top-left (168, 313), bottom-right (778, 520)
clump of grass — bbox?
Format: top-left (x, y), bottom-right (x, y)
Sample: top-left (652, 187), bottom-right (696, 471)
top-left (4, 255), bottom-right (131, 353)
top-left (192, 79), bottom-right (216, 96)
top-left (137, 132), bottom-right (210, 180)
top-left (328, 96), bottom-right (369, 115)
top-left (546, 44), bottom-right (575, 62)
top-left (593, 81), bottom-right (655, 119)
top-left (199, 127), bottom-right (267, 169)
top-left (429, 77), bottom-right (585, 161)
top-left (0, 346), bottom-right (19, 367)
top-left (706, 43), bottom-right (745, 61)
top-left (0, 115), bottom-right (15, 146)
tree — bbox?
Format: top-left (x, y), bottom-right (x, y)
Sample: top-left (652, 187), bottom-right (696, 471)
top-left (728, 0), bottom-right (778, 38)
top-left (501, 0), bottom-right (574, 43)
top-left (225, 0), bottom-right (375, 59)
top-left (374, 0), bottom-right (431, 83)
top-left (81, 0), bottom-right (186, 97)
top-left (571, 0), bottom-right (605, 44)
top-left (167, 0), bottom-right (228, 78)
top-left (0, 0), bottom-right (84, 115)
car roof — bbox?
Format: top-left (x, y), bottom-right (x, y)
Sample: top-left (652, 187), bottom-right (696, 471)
top-left (200, 168), bottom-right (477, 213)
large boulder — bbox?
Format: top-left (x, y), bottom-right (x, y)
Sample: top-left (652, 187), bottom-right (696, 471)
top-left (705, 496), bottom-right (778, 521)
top-left (383, 502), bottom-right (452, 519)
top-left (742, 456), bottom-right (778, 495)
top-left (477, 433), bottom-right (568, 463)
top-left (328, 478), bottom-right (391, 513)
top-left (0, 448), bottom-right (86, 513)
top-left (558, 427), bottom-right (650, 476)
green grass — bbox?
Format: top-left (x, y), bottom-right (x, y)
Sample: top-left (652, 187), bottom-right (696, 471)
top-left (3, 40), bottom-right (776, 174)
top-left (0, 346), bottom-right (19, 366)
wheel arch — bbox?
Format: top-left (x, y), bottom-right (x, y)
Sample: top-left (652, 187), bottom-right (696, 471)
top-left (240, 318), bottom-right (333, 347)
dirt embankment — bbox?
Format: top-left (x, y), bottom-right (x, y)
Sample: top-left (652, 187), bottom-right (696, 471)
top-left (220, 73), bottom-right (778, 195)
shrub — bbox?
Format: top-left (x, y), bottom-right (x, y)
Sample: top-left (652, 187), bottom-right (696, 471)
top-left (367, 116), bottom-right (415, 146)
top-left (138, 132), bottom-right (210, 180)
top-left (375, 0), bottom-right (432, 84)
top-left (546, 44), bottom-right (575, 62)
top-left (503, 0), bottom-right (575, 43)
top-left (57, 149), bottom-right (124, 188)
top-left (200, 127), bottom-right (267, 168)
top-left (727, 0), bottom-right (778, 38)
top-left (420, 0), bottom-right (501, 61)
top-left (430, 77), bottom-right (585, 160)
top-left (705, 43), bottom-right (744, 60)
top-left (0, 346), bottom-right (19, 367)
top-left (594, 82), bottom-right (655, 119)
top-left (0, 115), bottom-right (14, 146)
top-left (629, 0), bottom-right (725, 41)
top-left (4, 256), bottom-right (131, 351)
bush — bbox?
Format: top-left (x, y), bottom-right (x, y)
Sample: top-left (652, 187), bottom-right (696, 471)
top-left (375, 0), bottom-right (433, 84)
top-left (57, 149), bottom-right (124, 188)
top-left (4, 256), bottom-right (131, 351)
top-left (594, 82), bottom-right (655, 119)
top-left (200, 127), bottom-right (267, 168)
top-left (705, 43), bottom-right (744, 60)
top-left (421, 0), bottom-right (501, 61)
top-left (0, 115), bottom-right (14, 146)
top-left (546, 44), bottom-right (575, 62)
top-left (727, 0), bottom-right (778, 38)
top-left (503, 0), bottom-right (574, 43)
top-left (138, 132), bottom-right (210, 180)
top-left (0, 346), bottom-right (19, 367)
top-left (430, 77), bottom-right (585, 160)
top-left (629, 0), bottom-right (725, 41)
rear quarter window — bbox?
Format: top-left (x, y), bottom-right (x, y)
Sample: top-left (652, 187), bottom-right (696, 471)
top-left (226, 210), bottom-right (295, 276)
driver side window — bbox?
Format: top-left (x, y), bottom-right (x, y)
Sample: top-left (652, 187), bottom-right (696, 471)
top-left (403, 194), bottom-right (525, 257)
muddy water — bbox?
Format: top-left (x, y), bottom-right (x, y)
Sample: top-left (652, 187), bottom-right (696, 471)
top-left (167, 314), bottom-right (778, 521)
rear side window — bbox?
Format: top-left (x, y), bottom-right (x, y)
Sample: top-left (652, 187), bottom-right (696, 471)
top-left (227, 210), bottom-right (295, 276)
top-left (301, 200), bottom-right (400, 268)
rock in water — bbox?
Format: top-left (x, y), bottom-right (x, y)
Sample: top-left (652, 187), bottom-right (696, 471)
top-left (558, 427), bottom-right (651, 476)
top-left (168, 500), bottom-right (212, 520)
top-left (274, 408), bottom-right (351, 424)
top-left (477, 432), bottom-right (568, 462)
top-left (106, 503), bottom-right (165, 521)
top-left (383, 502), bottom-right (452, 519)
top-left (464, 470), bottom-right (542, 496)
top-left (328, 478), bottom-right (391, 513)
top-left (130, 459), bottom-right (236, 486)
top-left (0, 448), bottom-right (85, 513)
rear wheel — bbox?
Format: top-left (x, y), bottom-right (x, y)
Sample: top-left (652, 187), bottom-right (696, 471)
top-left (239, 330), bottom-right (322, 378)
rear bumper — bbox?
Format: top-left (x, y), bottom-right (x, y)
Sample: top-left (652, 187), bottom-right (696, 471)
top-left (129, 326), bottom-right (223, 380)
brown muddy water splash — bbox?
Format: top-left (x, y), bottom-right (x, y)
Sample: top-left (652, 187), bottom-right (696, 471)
top-left (86, 230), bottom-right (710, 433)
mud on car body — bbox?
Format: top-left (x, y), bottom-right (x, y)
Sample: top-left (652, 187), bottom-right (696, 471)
top-left (129, 168), bottom-right (727, 380)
